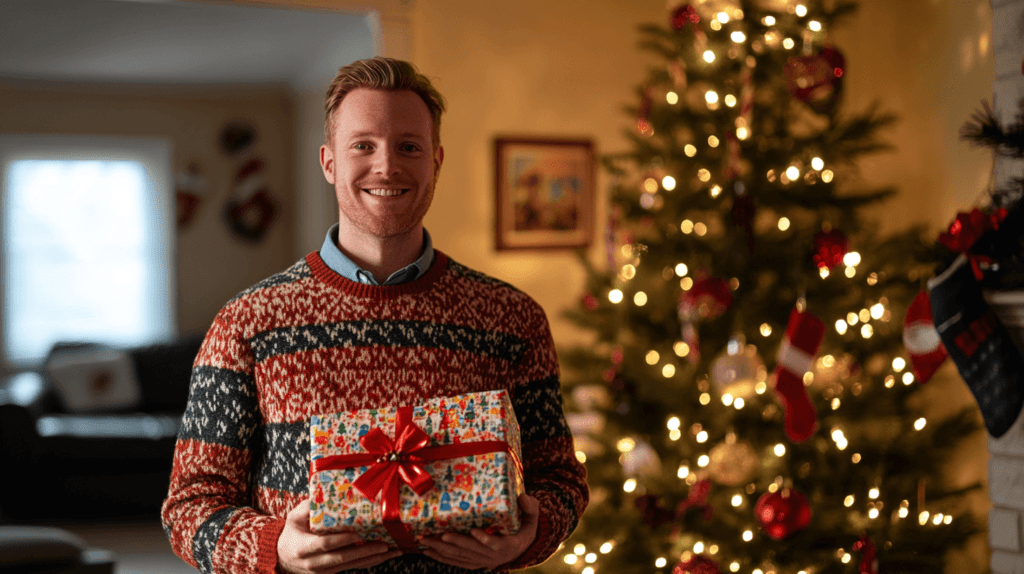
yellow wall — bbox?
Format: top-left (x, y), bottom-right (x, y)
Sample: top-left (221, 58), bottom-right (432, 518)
top-left (410, 0), bottom-right (667, 345)
top-left (0, 83), bottom-right (298, 336)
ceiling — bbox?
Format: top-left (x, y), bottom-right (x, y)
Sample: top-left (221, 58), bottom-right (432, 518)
top-left (0, 0), bottom-right (377, 91)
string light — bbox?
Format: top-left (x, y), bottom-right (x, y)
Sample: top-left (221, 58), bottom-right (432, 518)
top-left (666, 91), bottom-right (679, 104)
top-left (675, 263), bottom-right (689, 276)
top-left (774, 443), bottom-right (786, 456)
top-left (698, 454), bottom-right (710, 466)
top-left (717, 11), bottom-right (730, 23)
top-left (662, 175), bottom-right (677, 191)
top-left (786, 166), bottom-right (800, 180)
top-left (835, 320), bottom-right (848, 335)
top-left (884, 375), bottom-right (896, 388)
top-left (903, 372), bottom-right (915, 385)
top-left (674, 341), bottom-right (690, 356)
top-left (698, 168), bottom-right (712, 182)
top-left (919, 511), bottom-right (930, 525)
top-left (685, 144), bottom-right (697, 157)
top-left (892, 357), bottom-right (906, 372)
top-left (694, 542), bottom-right (705, 553)
top-left (809, 20), bottom-right (822, 31)
top-left (617, 437), bottom-right (635, 452)
top-left (643, 178), bottom-right (659, 193)
top-left (811, 157), bottom-right (824, 170)
top-left (678, 464), bottom-right (690, 478)
top-left (760, 323), bottom-right (772, 336)
top-left (731, 494), bottom-right (743, 507)
top-left (782, 38), bottom-right (795, 49)
top-left (914, 418), bottom-right (927, 430)
top-left (763, 15), bottom-right (776, 25)
top-left (844, 266), bottom-right (856, 278)
top-left (708, 135), bottom-right (720, 147)
top-left (621, 264), bottom-right (636, 279)
top-left (575, 544), bottom-right (586, 555)
top-left (861, 324), bottom-right (873, 338)
top-left (819, 267), bottom-right (829, 279)
top-left (795, 4), bottom-right (808, 16)
top-left (634, 291), bottom-right (648, 306)
top-left (704, 50), bottom-right (716, 63)
top-left (681, 277), bottom-right (694, 290)
top-left (623, 479), bottom-right (637, 492)
top-left (725, 94), bottom-right (737, 107)
top-left (844, 495), bottom-right (855, 507)
top-left (696, 430), bottom-right (709, 443)
top-left (694, 222), bottom-right (708, 236)
top-left (699, 392), bottom-right (711, 405)
top-left (608, 289), bottom-right (623, 304)
top-left (600, 542), bottom-right (613, 554)
top-left (681, 219), bottom-right (694, 233)
top-left (743, 530), bottom-right (754, 541)
top-left (731, 31), bottom-right (746, 43)
top-left (663, 364), bottom-right (676, 378)
top-left (722, 393), bottom-right (734, 406)
top-left (564, 554), bottom-right (578, 565)
top-left (710, 184), bottom-right (723, 197)
top-left (822, 169), bottom-right (834, 182)
top-left (843, 252), bottom-right (861, 266)
top-left (656, 557), bottom-right (668, 568)
top-left (778, 217), bottom-right (790, 230)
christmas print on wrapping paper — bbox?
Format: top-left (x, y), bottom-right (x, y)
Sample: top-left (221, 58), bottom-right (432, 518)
top-left (308, 390), bottom-right (525, 545)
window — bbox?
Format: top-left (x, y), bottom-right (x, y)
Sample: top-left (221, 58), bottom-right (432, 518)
top-left (0, 135), bottom-right (175, 367)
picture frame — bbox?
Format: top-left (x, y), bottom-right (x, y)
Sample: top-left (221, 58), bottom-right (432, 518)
top-left (494, 137), bottom-right (595, 251)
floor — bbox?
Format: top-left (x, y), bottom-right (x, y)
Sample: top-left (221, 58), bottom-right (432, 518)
top-left (39, 517), bottom-right (197, 574)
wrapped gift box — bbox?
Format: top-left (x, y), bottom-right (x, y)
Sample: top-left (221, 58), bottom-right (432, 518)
top-left (309, 390), bottom-right (524, 548)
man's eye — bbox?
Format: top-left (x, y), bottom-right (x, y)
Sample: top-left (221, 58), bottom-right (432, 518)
top-left (353, 143), bottom-right (372, 151)
top-left (400, 144), bottom-right (420, 152)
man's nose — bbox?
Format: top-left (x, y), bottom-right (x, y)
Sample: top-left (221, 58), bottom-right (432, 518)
top-left (373, 148), bottom-right (400, 176)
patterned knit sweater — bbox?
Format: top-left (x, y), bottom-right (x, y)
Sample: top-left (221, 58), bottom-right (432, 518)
top-left (162, 250), bottom-right (589, 573)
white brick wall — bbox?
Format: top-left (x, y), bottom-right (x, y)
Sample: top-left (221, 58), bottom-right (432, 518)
top-left (990, 2), bottom-right (1024, 573)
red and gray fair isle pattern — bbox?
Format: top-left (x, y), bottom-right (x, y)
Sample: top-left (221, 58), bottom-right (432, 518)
top-left (161, 251), bottom-right (589, 573)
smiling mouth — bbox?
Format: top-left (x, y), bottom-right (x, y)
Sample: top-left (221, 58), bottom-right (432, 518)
top-left (363, 188), bottom-right (409, 197)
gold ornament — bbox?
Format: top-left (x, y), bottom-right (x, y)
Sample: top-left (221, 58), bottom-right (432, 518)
top-left (708, 439), bottom-right (758, 486)
top-left (710, 335), bottom-right (765, 399)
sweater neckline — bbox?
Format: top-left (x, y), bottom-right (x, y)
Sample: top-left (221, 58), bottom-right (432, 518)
top-left (305, 249), bottom-right (450, 298)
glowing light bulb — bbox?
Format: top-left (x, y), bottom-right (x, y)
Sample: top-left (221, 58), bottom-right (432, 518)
top-left (674, 341), bottom-right (690, 356)
top-left (685, 144), bottom-right (697, 157)
top-left (662, 175), bottom-right (677, 190)
top-left (811, 157), bottom-right (824, 170)
top-left (698, 454), bottom-right (710, 467)
top-left (760, 323), bottom-right (772, 336)
top-left (667, 416), bottom-right (681, 430)
top-left (903, 372), bottom-right (915, 385)
top-left (736, 126), bottom-right (749, 139)
top-left (586, 553), bottom-right (597, 564)
top-left (575, 544), bottom-right (586, 555)
top-left (809, 20), bottom-right (822, 31)
top-left (608, 289), bottom-right (623, 304)
top-left (869, 488), bottom-right (880, 499)
top-left (708, 135), bottom-right (720, 147)
top-left (564, 554), bottom-right (578, 565)
top-left (722, 393), bottom-right (734, 406)
top-left (696, 430), bottom-right (709, 443)
top-left (699, 392), bottom-right (711, 405)
top-left (835, 320), bottom-right (848, 335)
top-left (617, 437), bottom-right (635, 452)
top-left (731, 31), bottom-right (746, 43)
top-left (725, 94), bottom-right (737, 107)
top-left (704, 50), bottom-right (716, 63)
top-left (892, 357), bottom-right (906, 372)
top-left (786, 166), bottom-right (800, 180)
top-left (914, 417), bottom-right (927, 430)
top-left (646, 350), bottom-right (660, 365)
top-left (774, 443), bottom-right (786, 456)
top-left (743, 530), bottom-right (753, 541)
top-left (675, 263), bottom-right (689, 276)
top-left (662, 364), bottom-right (676, 378)
top-left (600, 542), bottom-right (613, 554)
top-left (731, 494), bottom-right (743, 507)
top-left (705, 91), bottom-right (720, 104)
top-left (698, 169), bottom-right (712, 182)
top-left (666, 91), bottom-right (679, 105)
top-left (861, 324), bottom-right (873, 338)
top-left (795, 4), bottom-right (808, 16)
top-left (623, 478), bottom-right (637, 492)
top-left (678, 464), bottom-right (690, 478)
top-left (783, 37), bottom-right (795, 49)
top-left (822, 169), bottom-right (834, 182)
top-left (717, 11), bottom-right (730, 23)
top-left (844, 495), bottom-right (855, 507)
top-left (634, 291), bottom-right (648, 306)
top-left (843, 252), bottom-right (861, 266)
top-left (763, 15), bottom-right (776, 25)
top-left (871, 303), bottom-right (885, 319)
top-left (656, 557), bottom-right (668, 568)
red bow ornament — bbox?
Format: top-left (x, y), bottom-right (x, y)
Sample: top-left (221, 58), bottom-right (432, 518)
top-left (676, 478), bottom-right (714, 521)
top-left (938, 208), bottom-right (1007, 280)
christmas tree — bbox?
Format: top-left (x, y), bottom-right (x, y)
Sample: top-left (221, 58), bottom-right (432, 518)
top-left (544, 1), bottom-right (986, 573)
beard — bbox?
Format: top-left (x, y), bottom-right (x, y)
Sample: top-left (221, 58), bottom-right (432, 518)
top-left (338, 170), bottom-right (438, 240)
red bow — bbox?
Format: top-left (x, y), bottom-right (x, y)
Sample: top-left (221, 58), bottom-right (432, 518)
top-left (312, 406), bottom-right (517, 550)
top-left (676, 478), bottom-right (713, 521)
top-left (938, 208), bottom-right (1007, 280)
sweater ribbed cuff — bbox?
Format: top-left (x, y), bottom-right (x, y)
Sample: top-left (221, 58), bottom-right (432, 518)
top-left (256, 517), bottom-right (287, 574)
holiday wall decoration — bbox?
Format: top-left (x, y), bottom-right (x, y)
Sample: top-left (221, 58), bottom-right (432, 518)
top-left (219, 121), bottom-right (279, 242)
top-left (548, 1), bottom-right (986, 572)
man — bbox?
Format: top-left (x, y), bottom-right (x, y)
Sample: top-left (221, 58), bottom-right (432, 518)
top-left (162, 57), bottom-right (589, 573)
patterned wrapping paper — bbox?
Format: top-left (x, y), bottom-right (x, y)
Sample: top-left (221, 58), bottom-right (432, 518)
top-left (309, 390), bottom-right (525, 546)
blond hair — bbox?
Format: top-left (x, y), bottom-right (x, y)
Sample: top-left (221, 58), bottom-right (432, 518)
top-left (324, 57), bottom-right (446, 145)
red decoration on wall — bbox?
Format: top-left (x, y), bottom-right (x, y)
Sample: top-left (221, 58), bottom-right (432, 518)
top-left (671, 4), bottom-right (700, 31)
top-left (755, 488), bottom-right (812, 540)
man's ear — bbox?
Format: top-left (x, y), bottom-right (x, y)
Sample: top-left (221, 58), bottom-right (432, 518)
top-left (435, 145), bottom-right (444, 174)
top-left (320, 144), bottom-right (335, 184)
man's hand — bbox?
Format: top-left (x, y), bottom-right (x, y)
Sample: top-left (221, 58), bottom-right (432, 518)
top-left (418, 494), bottom-right (540, 571)
top-left (277, 497), bottom-right (402, 574)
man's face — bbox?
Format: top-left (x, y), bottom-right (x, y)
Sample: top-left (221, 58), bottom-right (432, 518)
top-left (320, 88), bottom-right (443, 242)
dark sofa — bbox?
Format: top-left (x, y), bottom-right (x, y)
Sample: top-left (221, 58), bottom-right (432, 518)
top-left (0, 336), bottom-right (203, 521)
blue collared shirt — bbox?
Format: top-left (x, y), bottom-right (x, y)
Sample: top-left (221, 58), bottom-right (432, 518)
top-left (319, 224), bottom-right (435, 286)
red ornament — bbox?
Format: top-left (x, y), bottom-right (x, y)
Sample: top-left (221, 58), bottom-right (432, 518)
top-left (938, 207), bottom-right (1007, 280)
top-left (813, 228), bottom-right (848, 269)
top-left (755, 488), bottom-right (812, 540)
top-left (673, 554), bottom-right (720, 574)
top-left (784, 46), bottom-right (845, 104)
top-left (671, 4), bottom-right (700, 31)
top-left (582, 293), bottom-right (600, 311)
top-left (635, 494), bottom-right (675, 528)
top-left (680, 277), bottom-right (733, 320)
top-left (853, 534), bottom-right (879, 574)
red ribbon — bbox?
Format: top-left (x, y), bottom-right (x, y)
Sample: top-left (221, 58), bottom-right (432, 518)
top-left (311, 406), bottom-right (519, 550)
top-left (938, 208), bottom-right (1007, 280)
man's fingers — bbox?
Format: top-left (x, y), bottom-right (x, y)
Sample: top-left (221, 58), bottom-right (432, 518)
top-left (309, 532), bottom-right (366, 554)
top-left (288, 497), bottom-right (312, 523)
top-left (519, 494), bottom-right (540, 525)
top-left (304, 545), bottom-right (397, 572)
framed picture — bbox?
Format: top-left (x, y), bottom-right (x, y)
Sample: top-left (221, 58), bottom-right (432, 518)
top-left (494, 137), bottom-right (595, 251)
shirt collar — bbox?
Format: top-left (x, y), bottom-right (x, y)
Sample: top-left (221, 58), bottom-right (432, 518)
top-left (319, 225), bottom-right (434, 286)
